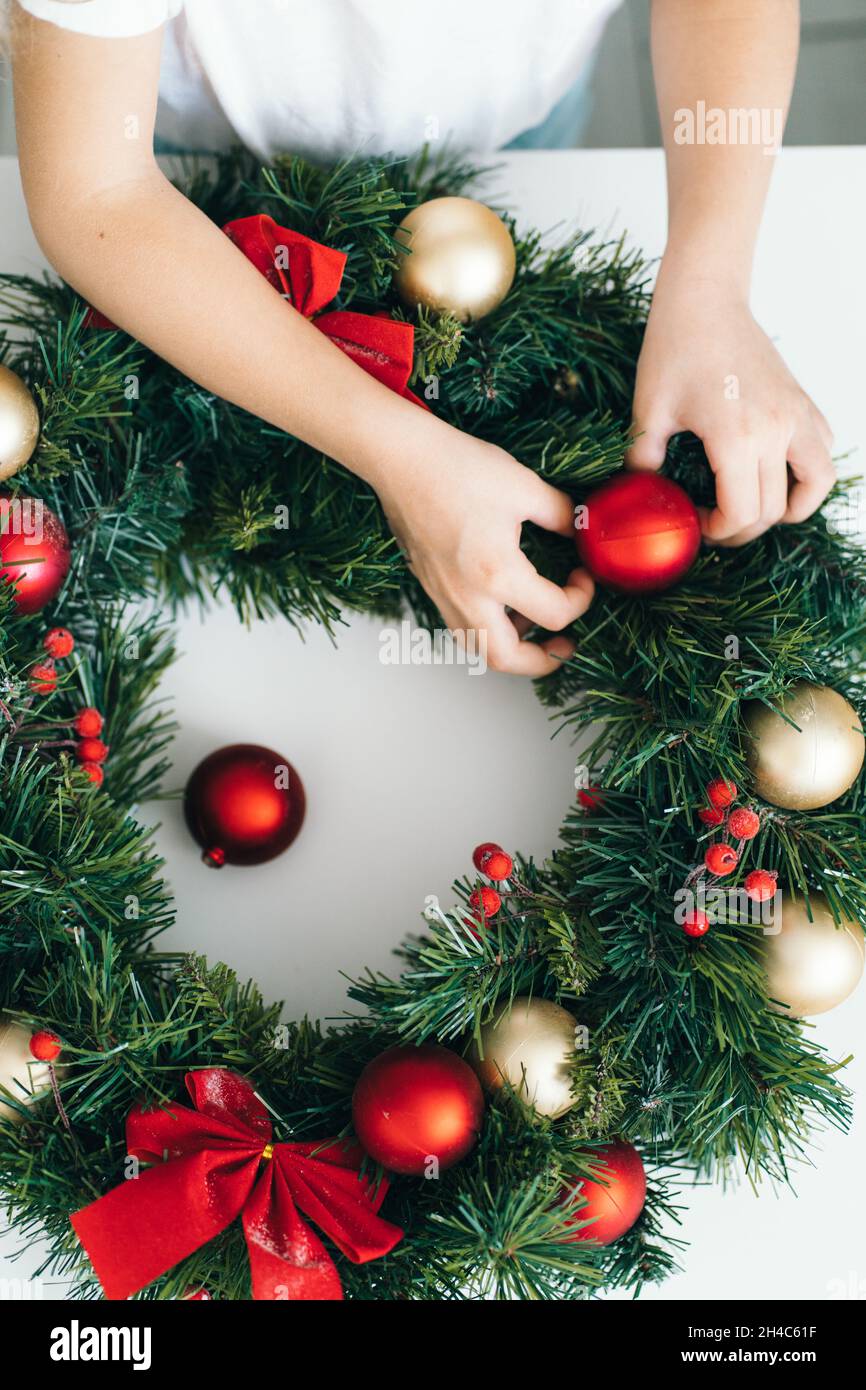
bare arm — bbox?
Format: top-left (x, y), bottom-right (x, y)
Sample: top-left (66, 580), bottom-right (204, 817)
top-left (11, 6), bottom-right (592, 673)
top-left (629, 0), bottom-right (833, 542)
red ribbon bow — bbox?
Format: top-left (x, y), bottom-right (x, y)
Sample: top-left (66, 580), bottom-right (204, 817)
top-left (71, 1068), bottom-right (403, 1301)
top-left (222, 213), bottom-right (427, 407)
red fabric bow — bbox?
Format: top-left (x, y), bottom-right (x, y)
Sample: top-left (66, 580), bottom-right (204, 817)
top-left (71, 1068), bottom-right (403, 1301)
top-left (222, 213), bottom-right (427, 407)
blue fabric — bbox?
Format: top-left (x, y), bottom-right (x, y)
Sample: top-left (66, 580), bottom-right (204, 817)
top-left (505, 70), bottom-right (595, 149)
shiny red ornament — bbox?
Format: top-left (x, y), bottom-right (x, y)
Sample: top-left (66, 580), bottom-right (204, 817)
top-left (183, 743), bottom-right (305, 867)
top-left (562, 1140), bottom-right (647, 1245)
top-left (705, 842), bottom-right (738, 876)
top-left (29, 660), bottom-right (56, 696)
top-left (682, 908), bottom-right (710, 938)
top-left (76, 737), bottom-right (108, 764)
top-left (0, 496), bottom-right (71, 614)
top-left (575, 473), bottom-right (700, 593)
top-left (706, 778), bottom-right (737, 810)
top-left (43, 627), bottom-right (74, 658)
top-left (30, 1029), bottom-right (62, 1062)
top-left (697, 805), bottom-right (725, 827)
top-left (352, 1044), bottom-right (484, 1176)
top-left (728, 807), bottom-right (760, 840)
top-left (73, 706), bottom-right (104, 737)
top-left (472, 842), bottom-right (513, 879)
top-left (745, 868), bottom-right (777, 902)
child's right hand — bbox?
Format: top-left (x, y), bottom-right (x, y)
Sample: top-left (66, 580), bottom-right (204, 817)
top-left (371, 423), bottom-right (595, 676)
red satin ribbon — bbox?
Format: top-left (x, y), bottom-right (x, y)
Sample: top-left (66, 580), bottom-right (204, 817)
top-left (222, 213), bottom-right (427, 406)
top-left (71, 1068), bottom-right (403, 1301)
top-left (86, 213), bottom-right (427, 408)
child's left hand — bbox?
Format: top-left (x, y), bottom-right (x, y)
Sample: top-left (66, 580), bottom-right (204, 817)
top-left (626, 268), bottom-right (835, 545)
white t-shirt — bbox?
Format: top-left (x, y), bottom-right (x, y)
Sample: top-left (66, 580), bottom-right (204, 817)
top-left (17, 0), bottom-right (620, 160)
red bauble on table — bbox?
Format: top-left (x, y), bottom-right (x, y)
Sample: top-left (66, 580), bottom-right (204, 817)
top-left (575, 472), bottom-right (700, 593)
top-left (0, 496), bottom-right (71, 614)
top-left (183, 743), bottom-right (306, 867)
top-left (562, 1139), bottom-right (647, 1245)
top-left (352, 1044), bottom-right (484, 1176)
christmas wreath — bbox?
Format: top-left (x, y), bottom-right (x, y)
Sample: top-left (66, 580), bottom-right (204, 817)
top-left (0, 150), bottom-right (864, 1301)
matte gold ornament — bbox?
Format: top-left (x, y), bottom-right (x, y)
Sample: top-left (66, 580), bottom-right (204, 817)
top-left (764, 892), bottom-right (864, 1017)
top-left (0, 364), bottom-right (40, 482)
top-left (471, 996), bottom-right (577, 1118)
top-left (393, 196), bottom-right (516, 322)
top-left (0, 1015), bottom-right (52, 1124)
top-left (743, 681), bottom-right (864, 810)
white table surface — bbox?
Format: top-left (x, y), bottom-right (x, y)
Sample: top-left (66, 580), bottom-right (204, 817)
top-left (1, 149), bottom-right (864, 1303)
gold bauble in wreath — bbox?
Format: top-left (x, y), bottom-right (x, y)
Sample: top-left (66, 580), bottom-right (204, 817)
top-left (0, 364), bottom-right (40, 482)
top-left (393, 196), bottom-right (516, 323)
top-left (471, 996), bottom-right (577, 1118)
top-left (0, 1014), bottom-right (52, 1124)
top-left (743, 681), bottom-right (864, 810)
top-left (764, 892), bottom-right (864, 1017)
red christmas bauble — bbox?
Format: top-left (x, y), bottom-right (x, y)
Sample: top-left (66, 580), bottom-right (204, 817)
top-left (0, 496), bottom-right (71, 614)
top-left (575, 473), bottom-right (700, 593)
top-left (563, 1140), bottom-right (647, 1245)
top-left (183, 743), bottom-right (306, 867)
top-left (352, 1044), bottom-right (484, 1176)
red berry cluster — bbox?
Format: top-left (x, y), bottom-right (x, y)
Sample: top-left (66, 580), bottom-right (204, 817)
top-left (74, 711), bottom-right (108, 786)
top-left (680, 779), bottom-right (778, 938)
top-left (466, 841), bottom-right (514, 928)
top-left (28, 627), bottom-right (76, 697)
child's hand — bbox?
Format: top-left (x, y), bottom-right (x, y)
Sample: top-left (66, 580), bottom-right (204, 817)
top-left (627, 274), bottom-right (835, 544)
top-left (373, 426), bottom-right (594, 676)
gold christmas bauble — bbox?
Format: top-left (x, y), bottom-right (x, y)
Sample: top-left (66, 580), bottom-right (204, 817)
top-left (471, 996), bottom-right (577, 1118)
top-left (393, 196), bottom-right (516, 322)
top-left (764, 892), bottom-right (864, 1017)
top-left (743, 681), bottom-right (864, 810)
top-left (0, 364), bottom-right (40, 482)
top-left (0, 1015), bottom-right (52, 1124)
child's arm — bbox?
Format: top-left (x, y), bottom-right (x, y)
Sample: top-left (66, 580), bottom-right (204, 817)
top-left (630, 0), bottom-right (834, 543)
top-left (11, 8), bottom-right (592, 675)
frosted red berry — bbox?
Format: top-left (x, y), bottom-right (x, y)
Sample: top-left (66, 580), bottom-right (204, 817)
top-left (43, 627), bottom-right (75, 659)
top-left (728, 807), bottom-right (760, 841)
top-left (706, 779), bottom-right (737, 811)
top-left (29, 661), bottom-right (57, 696)
top-left (745, 869), bottom-right (778, 902)
top-left (80, 761), bottom-right (104, 787)
top-left (30, 1030), bottom-right (62, 1062)
top-left (203, 846), bottom-right (226, 869)
top-left (472, 842), bottom-right (513, 880)
top-left (73, 706), bottom-right (104, 738)
top-left (578, 785), bottom-right (605, 811)
top-left (705, 842), bottom-right (739, 876)
top-left (697, 806), bottom-right (725, 827)
top-left (468, 885), bottom-right (501, 920)
top-left (682, 908), bottom-right (710, 938)
top-left (76, 737), bottom-right (108, 764)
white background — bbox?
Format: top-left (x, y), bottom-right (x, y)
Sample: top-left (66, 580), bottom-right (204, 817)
top-left (1, 149), bottom-right (864, 1301)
